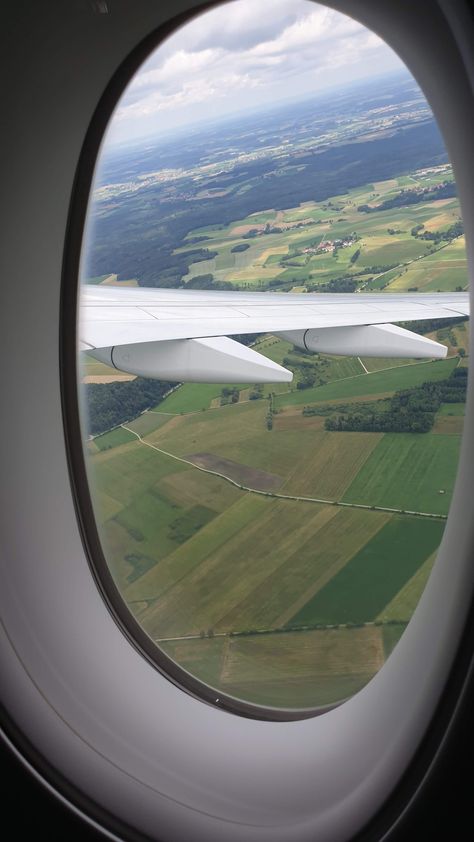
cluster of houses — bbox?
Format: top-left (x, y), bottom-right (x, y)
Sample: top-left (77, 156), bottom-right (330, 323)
top-left (303, 234), bottom-right (357, 255)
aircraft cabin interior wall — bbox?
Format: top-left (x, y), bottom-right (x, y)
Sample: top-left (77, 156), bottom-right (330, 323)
top-left (1, 1), bottom-right (473, 840)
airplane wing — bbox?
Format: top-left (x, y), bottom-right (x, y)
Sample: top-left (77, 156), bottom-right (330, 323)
top-left (80, 285), bottom-right (470, 383)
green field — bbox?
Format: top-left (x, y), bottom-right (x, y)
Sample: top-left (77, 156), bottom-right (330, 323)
top-left (274, 358), bottom-right (457, 409)
top-left (437, 402), bottom-right (465, 416)
top-left (358, 238), bottom-right (431, 267)
top-left (154, 383), bottom-right (243, 413)
top-left (93, 427), bottom-right (137, 451)
top-left (124, 412), bottom-right (173, 436)
top-left (289, 518), bottom-right (444, 626)
top-left (361, 356), bottom-right (418, 373)
top-left (389, 237), bottom-right (467, 292)
top-left (343, 433), bottom-right (461, 514)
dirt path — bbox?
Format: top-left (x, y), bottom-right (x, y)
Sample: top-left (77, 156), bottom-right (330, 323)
top-left (121, 424), bottom-right (447, 522)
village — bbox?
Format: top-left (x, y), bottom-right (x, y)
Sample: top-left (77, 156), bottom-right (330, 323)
top-left (303, 232), bottom-right (359, 254)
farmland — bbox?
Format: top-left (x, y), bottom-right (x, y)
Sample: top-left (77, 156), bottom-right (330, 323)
top-left (161, 626), bottom-right (383, 708)
top-left (86, 322), bottom-right (468, 709)
top-left (84, 159), bottom-right (469, 711)
top-left (289, 518), bottom-right (445, 626)
top-left (343, 433), bottom-right (461, 515)
top-left (274, 357), bottom-right (457, 409)
top-left (166, 166), bottom-right (465, 297)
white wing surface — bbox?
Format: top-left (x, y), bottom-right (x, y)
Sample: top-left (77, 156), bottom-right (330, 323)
top-left (81, 286), bottom-right (469, 383)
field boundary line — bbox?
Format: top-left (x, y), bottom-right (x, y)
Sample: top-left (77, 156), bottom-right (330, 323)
top-left (273, 357), bottom-right (447, 401)
top-left (149, 355), bottom-right (457, 418)
top-left (154, 618), bottom-right (407, 643)
top-left (146, 397), bottom-right (254, 417)
top-left (121, 424), bottom-right (447, 521)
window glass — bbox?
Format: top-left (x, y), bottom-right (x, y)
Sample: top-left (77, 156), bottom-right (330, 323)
top-left (79, 0), bottom-right (468, 713)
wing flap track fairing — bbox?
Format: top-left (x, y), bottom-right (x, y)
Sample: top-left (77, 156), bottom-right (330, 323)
top-left (89, 336), bottom-right (293, 383)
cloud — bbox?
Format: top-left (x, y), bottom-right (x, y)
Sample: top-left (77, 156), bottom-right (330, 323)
top-left (248, 5), bottom-right (357, 56)
top-left (116, 70), bottom-right (262, 121)
top-left (131, 48), bottom-right (222, 93)
top-left (110, 0), bottom-right (403, 141)
top-left (156, 0), bottom-right (304, 55)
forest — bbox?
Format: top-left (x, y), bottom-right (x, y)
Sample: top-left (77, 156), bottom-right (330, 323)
top-left (322, 368), bottom-right (467, 433)
top-left (86, 378), bottom-right (175, 436)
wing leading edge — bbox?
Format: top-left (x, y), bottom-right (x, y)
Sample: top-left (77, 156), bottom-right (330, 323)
top-left (81, 286), bottom-right (469, 383)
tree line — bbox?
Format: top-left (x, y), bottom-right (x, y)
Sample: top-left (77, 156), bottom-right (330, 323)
top-left (323, 368), bottom-right (467, 433)
top-left (357, 179), bottom-right (456, 213)
top-left (411, 220), bottom-right (463, 243)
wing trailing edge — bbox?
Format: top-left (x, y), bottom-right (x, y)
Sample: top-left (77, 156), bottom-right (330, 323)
top-left (81, 286), bottom-right (468, 383)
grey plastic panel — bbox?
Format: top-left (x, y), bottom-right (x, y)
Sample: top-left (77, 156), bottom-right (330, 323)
top-left (1, 2), bottom-right (473, 840)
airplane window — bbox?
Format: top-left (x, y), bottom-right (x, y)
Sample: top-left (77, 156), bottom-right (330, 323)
top-left (78, 0), bottom-right (469, 716)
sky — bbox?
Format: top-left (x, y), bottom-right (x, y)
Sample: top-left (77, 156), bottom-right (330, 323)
top-left (106, 0), bottom-right (405, 148)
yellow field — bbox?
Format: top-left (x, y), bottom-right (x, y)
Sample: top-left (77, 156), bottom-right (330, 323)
top-left (423, 210), bottom-right (459, 231)
top-left (273, 411), bottom-right (326, 432)
top-left (220, 626), bottom-right (385, 683)
top-left (281, 431), bottom-right (383, 499)
top-left (257, 245), bottom-right (289, 264)
top-left (83, 374), bottom-right (136, 383)
top-left (81, 353), bottom-right (132, 380)
top-left (373, 178), bottom-right (398, 192)
top-left (161, 625), bottom-right (384, 707)
top-left (376, 552), bottom-right (437, 622)
top-left (422, 198), bottom-right (455, 210)
top-left (432, 416), bottom-right (464, 434)
top-left (94, 490), bottom-right (125, 521)
top-left (101, 274), bottom-right (138, 287)
top-left (359, 234), bottom-right (395, 253)
top-left (226, 266), bottom-right (284, 283)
